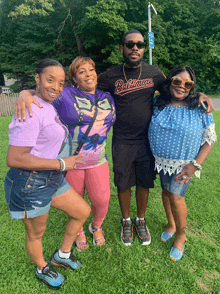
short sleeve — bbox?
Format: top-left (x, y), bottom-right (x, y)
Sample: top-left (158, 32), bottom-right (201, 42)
top-left (97, 71), bottom-right (111, 92)
top-left (52, 96), bottom-right (62, 111)
top-left (52, 87), bottom-right (71, 119)
top-left (200, 112), bottom-right (217, 146)
top-left (9, 113), bottom-right (40, 147)
top-left (155, 70), bottom-right (166, 93)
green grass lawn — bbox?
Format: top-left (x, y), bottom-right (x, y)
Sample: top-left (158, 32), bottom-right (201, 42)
top-left (0, 113), bottom-right (219, 294)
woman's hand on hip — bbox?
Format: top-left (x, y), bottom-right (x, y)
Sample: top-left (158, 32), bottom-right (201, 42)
top-left (175, 164), bottom-right (197, 184)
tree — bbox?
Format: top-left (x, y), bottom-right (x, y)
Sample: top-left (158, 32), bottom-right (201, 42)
top-left (0, 0), bottom-right (219, 93)
top-left (0, 0), bottom-right (78, 89)
top-left (0, 72), bottom-right (5, 86)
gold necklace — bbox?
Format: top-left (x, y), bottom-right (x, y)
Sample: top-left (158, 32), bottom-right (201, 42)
top-left (123, 63), bottom-right (142, 83)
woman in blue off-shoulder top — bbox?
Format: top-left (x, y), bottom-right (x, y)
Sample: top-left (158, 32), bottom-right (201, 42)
top-left (148, 66), bottom-right (216, 261)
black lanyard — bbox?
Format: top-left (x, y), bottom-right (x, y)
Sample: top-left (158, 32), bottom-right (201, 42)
top-left (73, 91), bottom-right (98, 155)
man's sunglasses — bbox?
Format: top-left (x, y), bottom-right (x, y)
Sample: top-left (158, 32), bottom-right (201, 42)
top-left (171, 76), bottom-right (194, 90)
top-left (124, 41), bottom-right (146, 49)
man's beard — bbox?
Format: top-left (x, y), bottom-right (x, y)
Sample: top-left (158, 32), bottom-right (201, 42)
top-left (123, 52), bottom-right (142, 67)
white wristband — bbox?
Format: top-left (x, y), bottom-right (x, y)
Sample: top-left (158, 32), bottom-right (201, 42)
top-left (58, 158), bottom-right (66, 171)
top-left (191, 160), bottom-right (202, 171)
top-left (61, 158), bottom-right (66, 171)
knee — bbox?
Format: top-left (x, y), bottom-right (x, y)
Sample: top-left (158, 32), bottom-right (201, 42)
top-left (170, 194), bottom-right (185, 205)
top-left (77, 202), bottom-right (91, 221)
top-left (162, 189), bottom-right (170, 197)
top-left (137, 186), bottom-right (149, 195)
top-left (84, 203), bottom-right (91, 219)
top-left (25, 225), bottom-right (46, 241)
top-left (93, 197), bottom-right (110, 209)
top-left (93, 189), bottom-right (110, 205)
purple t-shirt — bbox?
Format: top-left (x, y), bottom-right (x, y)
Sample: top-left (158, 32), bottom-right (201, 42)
top-left (53, 87), bottom-right (116, 169)
top-left (9, 96), bottom-right (68, 159)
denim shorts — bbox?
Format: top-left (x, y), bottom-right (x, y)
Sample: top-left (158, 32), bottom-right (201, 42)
top-left (4, 168), bottom-right (71, 219)
top-left (57, 133), bottom-right (72, 159)
top-left (159, 170), bottom-right (191, 197)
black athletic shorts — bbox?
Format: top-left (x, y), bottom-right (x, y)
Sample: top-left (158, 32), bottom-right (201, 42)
top-left (112, 143), bottom-right (156, 192)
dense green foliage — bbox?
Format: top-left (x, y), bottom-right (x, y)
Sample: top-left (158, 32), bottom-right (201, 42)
top-left (0, 0), bottom-right (220, 93)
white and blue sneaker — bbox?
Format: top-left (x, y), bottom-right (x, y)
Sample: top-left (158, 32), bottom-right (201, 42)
top-left (51, 250), bottom-right (82, 270)
top-left (35, 263), bottom-right (65, 289)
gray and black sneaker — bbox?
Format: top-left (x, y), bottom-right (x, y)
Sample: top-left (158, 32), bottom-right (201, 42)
top-left (133, 218), bottom-right (151, 245)
top-left (51, 250), bottom-right (82, 270)
top-left (35, 263), bottom-right (65, 289)
top-left (121, 219), bottom-right (134, 246)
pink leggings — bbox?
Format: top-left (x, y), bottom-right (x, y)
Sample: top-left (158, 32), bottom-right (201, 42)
top-left (65, 162), bottom-right (110, 227)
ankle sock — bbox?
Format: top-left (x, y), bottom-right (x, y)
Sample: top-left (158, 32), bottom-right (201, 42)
top-left (37, 268), bottom-right (42, 274)
top-left (58, 249), bottom-right (71, 259)
top-left (136, 217), bottom-right (145, 221)
top-left (123, 217), bottom-right (131, 221)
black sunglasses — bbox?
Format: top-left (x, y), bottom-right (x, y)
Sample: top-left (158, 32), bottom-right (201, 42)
top-left (124, 41), bottom-right (146, 49)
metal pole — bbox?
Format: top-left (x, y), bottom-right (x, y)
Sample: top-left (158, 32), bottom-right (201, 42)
top-left (148, 3), bottom-right (152, 65)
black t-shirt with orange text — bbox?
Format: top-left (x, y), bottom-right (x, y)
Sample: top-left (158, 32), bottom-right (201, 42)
top-left (98, 62), bottom-right (166, 145)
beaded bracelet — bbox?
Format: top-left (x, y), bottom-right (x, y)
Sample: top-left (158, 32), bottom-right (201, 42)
top-left (191, 160), bottom-right (202, 171)
top-left (58, 158), bottom-right (66, 171)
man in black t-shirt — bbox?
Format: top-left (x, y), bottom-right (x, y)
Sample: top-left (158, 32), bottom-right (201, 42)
top-left (98, 30), bottom-right (166, 246)
top-left (97, 30), bottom-right (213, 247)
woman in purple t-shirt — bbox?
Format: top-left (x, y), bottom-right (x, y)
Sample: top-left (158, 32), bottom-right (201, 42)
top-left (5, 59), bottom-right (91, 289)
top-left (15, 57), bottom-right (116, 251)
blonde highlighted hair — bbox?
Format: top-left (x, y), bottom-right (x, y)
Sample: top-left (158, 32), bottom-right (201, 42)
top-left (68, 56), bottom-right (96, 85)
